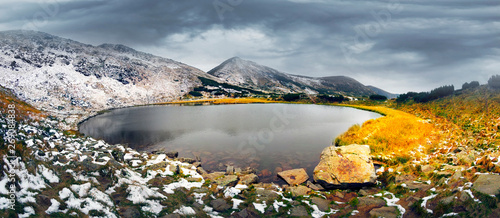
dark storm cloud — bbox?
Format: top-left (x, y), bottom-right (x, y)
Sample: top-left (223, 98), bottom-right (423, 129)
top-left (0, 0), bottom-right (499, 93)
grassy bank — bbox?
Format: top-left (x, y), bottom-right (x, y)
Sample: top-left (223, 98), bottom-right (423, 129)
top-left (334, 104), bottom-right (439, 163)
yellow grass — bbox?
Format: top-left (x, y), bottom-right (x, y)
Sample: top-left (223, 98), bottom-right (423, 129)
top-left (157, 98), bottom-right (278, 105)
top-left (335, 104), bottom-right (438, 160)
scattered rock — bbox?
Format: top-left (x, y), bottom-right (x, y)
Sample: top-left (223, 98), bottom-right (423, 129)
top-left (286, 185), bottom-right (312, 197)
top-left (311, 197), bottom-right (331, 212)
top-left (449, 170), bottom-right (462, 182)
top-left (197, 167), bottom-right (208, 175)
top-left (120, 206), bottom-right (141, 218)
top-left (290, 205), bottom-right (309, 217)
top-left (238, 174), bottom-right (259, 185)
top-left (259, 169), bottom-right (272, 177)
top-left (459, 191), bottom-right (471, 202)
top-left (395, 174), bottom-right (416, 184)
top-left (306, 181), bottom-right (324, 191)
top-left (278, 168), bottom-right (309, 185)
top-left (204, 172), bottom-right (225, 181)
top-left (313, 144), bottom-right (376, 189)
top-left (440, 195), bottom-right (455, 205)
top-left (421, 165), bottom-right (435, 173)
top-left (472, 174), bottom-right (500, 195)
top-left (255, 188), bottom-right (279, 202)
top-left (215, 175), bottom-right (239, 187)
top-left (226, 165), bottom-right (234, 175)
top-left (405, 182), bottom-right (431, 190)
top-left (369, 206), bottom-right (399, 218)
top-left (211, 199), bottom-right (231, 212)
top-left (160, 214), bottom-right (181, 218)
top-left (234, 167), bottom-right (242, 174)
top-left (358, 196), bottom-right (386, 208)
top-left (178, 157), bottom-right (196, 164)
top-left (232, 207), bottom-right (260, 218)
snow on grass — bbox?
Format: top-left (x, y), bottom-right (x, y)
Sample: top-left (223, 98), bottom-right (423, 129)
top-left (70, 182), bottom-right (92, 197)
top-left (0, 197), bottom-right (11, 210)
top-left (18, 206), bottom-right (35, 218)
top-left (4, 157), bottom-right (47, 203)
top-left (232, 198), bottom-right (244, 209)
top-left (163, 178), bottom-right (203, 194)
top-left (421, 193), bottom-right (438, 214)
top-left (302, 200), bottom-right (338, 218)
top-left (59, 187), bottom-right (73, 200)
top-left (374, 191), bottom-right (405, 217)
top-left (127, 185), bottom-right (166, 204)
top-left (145, 154), bottom-right (167, 166)
top-left (174, 205), bottom-right (196, 215)
top-left (273, 200), bottom-right (286, 212)
top-left (89, 188), bottom-right (114, 207)
top-left (194, 193), bottom-right (207, 205)
top-left (0, 172), bottom-right (9, 195)
top-left (253, 201), bottom-right (267, 213)
top-left (224, 186), bottom-right (242, 198)
top-left (39, 165), bottom-right (59, 183)
top-left (46, 199), bottom-right (67, 214)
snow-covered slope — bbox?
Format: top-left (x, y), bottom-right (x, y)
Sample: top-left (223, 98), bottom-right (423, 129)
top-left (208, 57), bottom-right (376, 96)
top-left (0, 30), bottom-right (214, 114)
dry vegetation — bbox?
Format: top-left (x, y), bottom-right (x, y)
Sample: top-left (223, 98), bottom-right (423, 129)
top-left (334, 104), bottom-right (440, 162)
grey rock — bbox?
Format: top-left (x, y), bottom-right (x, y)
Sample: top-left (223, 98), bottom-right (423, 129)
top-left (369, 206), bottom-right (399, 218)
top-left (290, 205), bottom-right (309, 217)
top-left (311, 197), bottom-right (331, 212)
top-left (472, 174), bottom-right (500, 195)
top-left (211, 199), bottom-right (231, 212)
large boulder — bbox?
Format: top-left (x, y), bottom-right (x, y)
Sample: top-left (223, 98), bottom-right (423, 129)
top-left (313, 144), bottom-right (376, 189)
top-left (472, 174), bottom-right (500, 195)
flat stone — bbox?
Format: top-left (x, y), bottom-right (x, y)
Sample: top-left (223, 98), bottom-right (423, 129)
top-left (286, 185), bottom-right (312, 197)
top-left (204, 172), bottom-right (225, 181)
top-left (232, 207), bottom-right (260, 218)
top-left (421, 165), bottom-right (435, 173)
top-left (211, 199), bottom-right (231, 212)
top-left (472, 174), bottom-right (500, 196)
top-left (313, 144), bottom-right (376, 189)
top-left (405, 182), bottom-right (431, 190)
top-left (440, 195), bottom-right (455, 205)
top-left (238, 174), bottom-right (259, 185)
top-left (278, 168), bottom-right (309, 186)
top-left (358, 196), bottom-right (386, 208)
top-left (311, 197), bottom-right (331, 212)
top-left (255, 188), bottom-right (279, 202)
top-left (226, 165), bottom-right (234, 175)
top-left (290, 205), bottom-right (309, 217)
top-left (369, 206), bottom-right (399, 218)
top-left (306, 181), bottom-right (324, 191)
top-left (214, 175), bottom-right (239, 187)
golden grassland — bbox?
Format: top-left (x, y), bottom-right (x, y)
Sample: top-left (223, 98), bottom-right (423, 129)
top-left (156, 97), bottom-right (279, 105)
top-left (334, 104), bottom-right (440, 161)
top-left (0, 86), bottom-right (43, 120)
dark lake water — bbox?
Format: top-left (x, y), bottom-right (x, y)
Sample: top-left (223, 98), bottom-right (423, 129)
top-left (79, 103), bottom-right (381, 183)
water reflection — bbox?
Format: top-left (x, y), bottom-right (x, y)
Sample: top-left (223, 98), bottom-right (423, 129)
top-left (79, 103), bottom-right (381, 182)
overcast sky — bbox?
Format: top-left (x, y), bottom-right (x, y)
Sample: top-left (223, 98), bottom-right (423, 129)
top-left (1, 0), bottom-right (499, 93)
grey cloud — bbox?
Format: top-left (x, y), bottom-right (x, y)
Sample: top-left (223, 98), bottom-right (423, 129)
top-left (0, 0), bottom-right (498, 93)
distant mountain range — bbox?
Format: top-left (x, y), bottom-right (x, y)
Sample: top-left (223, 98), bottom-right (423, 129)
top-left (0, 30), bottom-right (396, 114)
top-left (208, 57), bottom-right (377, 96)
top-left (367, 86), bottom-right (399, 99)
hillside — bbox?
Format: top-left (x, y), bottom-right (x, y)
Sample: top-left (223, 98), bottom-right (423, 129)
top-left (208, 57), bottom-right (376, 96)
top-left (367, 85), bottom-right (399, 99)
top-left (0, 30), bottom-right (221, 116)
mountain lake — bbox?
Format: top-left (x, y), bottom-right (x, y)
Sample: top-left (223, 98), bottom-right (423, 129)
top-left (79, 103), bottom-right (381, 183)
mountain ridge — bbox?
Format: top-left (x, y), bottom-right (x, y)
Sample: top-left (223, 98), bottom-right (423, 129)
top-left (208, 56), bottom-right (377, 96)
